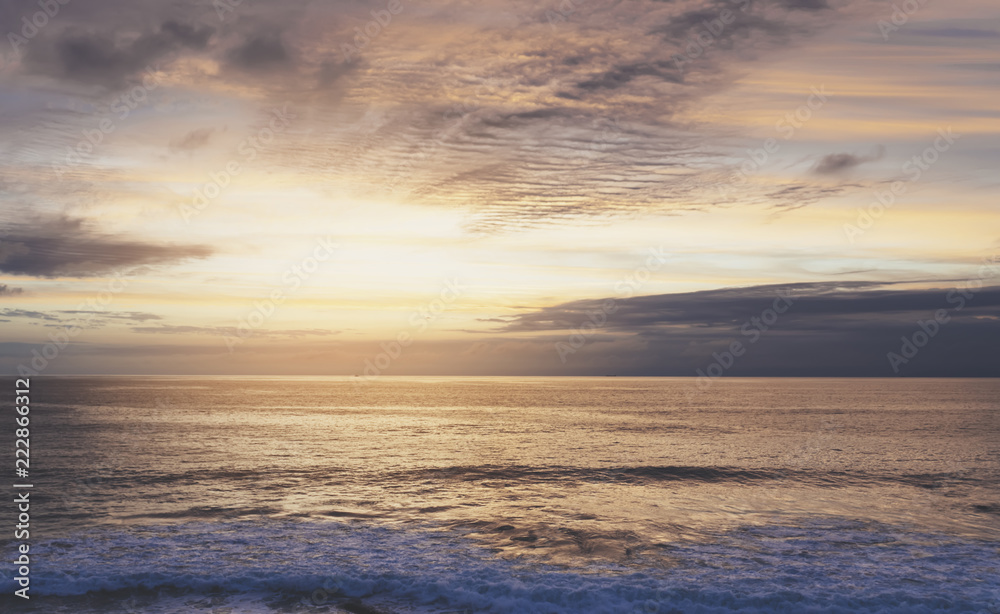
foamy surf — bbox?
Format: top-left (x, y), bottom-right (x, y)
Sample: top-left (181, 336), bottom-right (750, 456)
top-left (3, 517), bottom-right (999, 613)
top-left (6, 377), bottom-right (999, 613)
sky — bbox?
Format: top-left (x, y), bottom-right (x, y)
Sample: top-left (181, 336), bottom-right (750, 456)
top-left (0, 0), bottom-right (998, 376)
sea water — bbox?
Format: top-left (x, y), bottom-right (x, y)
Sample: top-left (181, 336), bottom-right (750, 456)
top-left (1, 376), bottom-right (998, 613)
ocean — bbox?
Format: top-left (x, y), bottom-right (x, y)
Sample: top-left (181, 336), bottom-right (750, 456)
top-left (2, 376), bottom-right (999, 613)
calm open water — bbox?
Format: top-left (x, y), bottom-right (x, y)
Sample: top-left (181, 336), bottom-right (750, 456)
top-left (2, 376), bottom-right (999, 613)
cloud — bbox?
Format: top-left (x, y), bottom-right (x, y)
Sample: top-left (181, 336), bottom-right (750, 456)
top-left (0, 285), bottom-right (24, 297)
top-left (914, 27), bottom-right (999, 38)
top-left (576, 61), bottom-right (683, 90)
top-left (131, 325), bottom-right (339, 338)
top-left (159, 20), bottom-right (215, 49)
top-left (58, 310), bottom-right (163, 322)
top-left (169, 127), bottom-right (215, 153)
top-left (775, 0), bottom-right (830, 10)
top-left (811, 146), bottom-right (886, 175)
top-left (0, 308), bottom-right (163, 329)
top-left (0, 308), bottom-right (60, 321)
top-left (0, 215), bottom-right (213, 277)
top-left (25, 20), bottom-right (216, 89)
top-left (648, 3), bottom-right (790, 48)
top-left (225, 31), bottom-right (291, 72)
top-left (499, 281), bottom-right (1000, 332)
top-left (762, 183), bottom-right (858, 210)
top-left (488, 280), bottom-right (1000, 376)
top-left (309, 0), bottom-right (859, 232)
top-left (4, 0), bottom-right (868, 236)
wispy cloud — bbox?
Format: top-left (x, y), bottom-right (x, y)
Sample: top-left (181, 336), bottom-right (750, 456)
top-left (812, 146), bottom-right (885, 175)
top-left (0, 308), bottom-right (60, 321)
top-left (0, 215), bottom-right (212, 277)
top-left (169, 127), bottom-right (215, 153)
top-left (131, 325), bottom-right (340, 338)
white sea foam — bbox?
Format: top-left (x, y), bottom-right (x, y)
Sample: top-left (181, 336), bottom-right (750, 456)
top-left (4, 517), bottom-right (999, 613)
top-left (9, 378), bottom-right (999, 613)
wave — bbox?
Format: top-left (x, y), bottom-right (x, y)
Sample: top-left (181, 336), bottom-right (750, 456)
top-left (31, 463), bottom-right (987, 490)
top-left (2, 518), bottom-right (998, 613)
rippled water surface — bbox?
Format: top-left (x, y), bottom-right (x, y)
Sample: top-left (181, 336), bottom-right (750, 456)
top-left (3, 376), bottom-right (999, 613)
